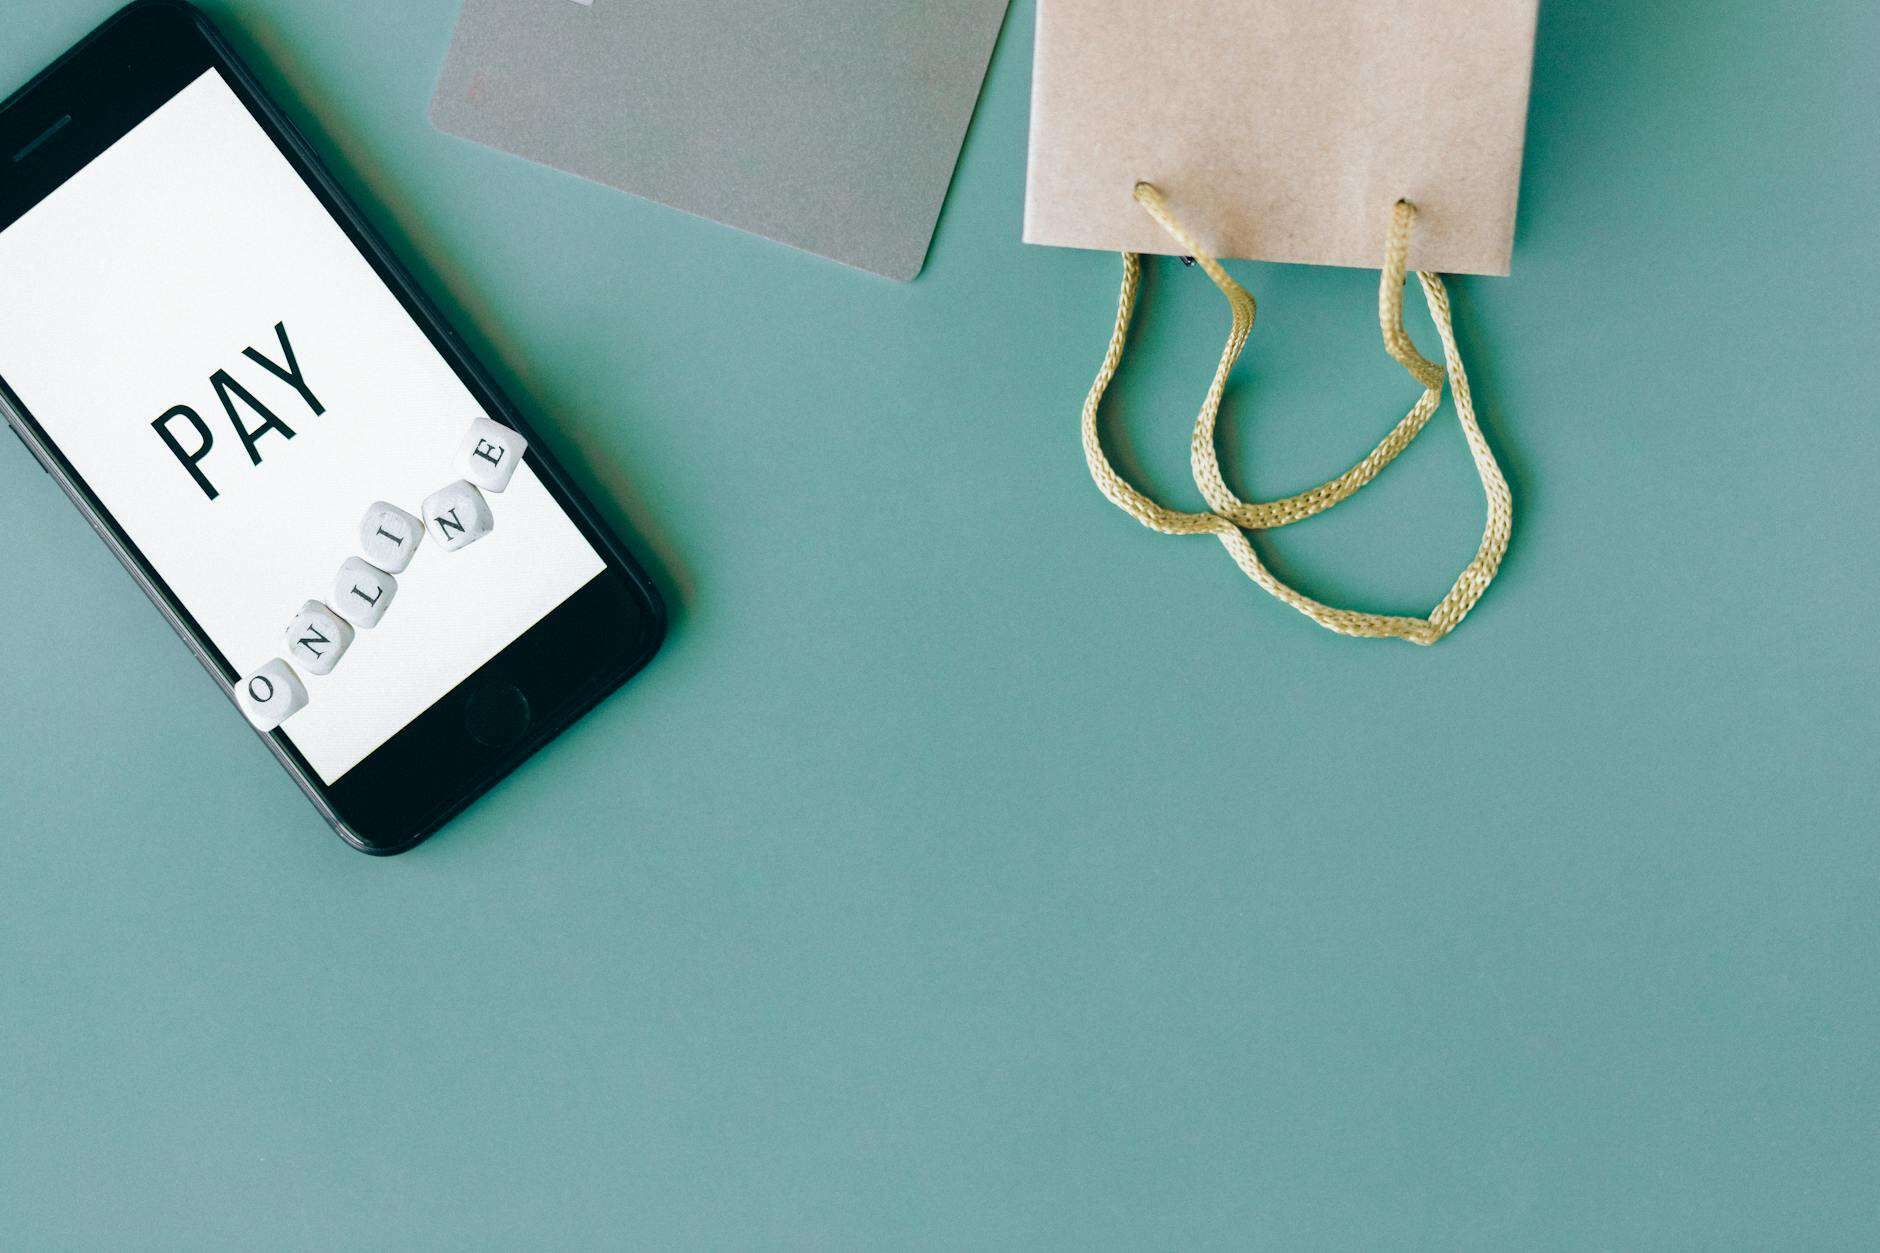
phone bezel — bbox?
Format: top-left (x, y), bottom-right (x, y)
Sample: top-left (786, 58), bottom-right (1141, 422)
top-left (0, 0), bottom-right (666, 854)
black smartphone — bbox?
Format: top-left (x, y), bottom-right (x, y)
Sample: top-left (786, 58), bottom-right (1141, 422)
top-left (0, 1), bottom-right (665, 854)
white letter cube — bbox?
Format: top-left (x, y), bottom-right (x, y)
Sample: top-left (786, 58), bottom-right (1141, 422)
top-left (283, 599), bottom-right (355, 675)
top-left (455, 415), bottom-right (528, 493)
top-left (332, 557), bottom-right (397, 629)
top-left (359, 501), bottom-right (423, 573)
top-left (237, 658), bottom-right (307, 731)
top-left (422, 479), bottom-right (495, 552)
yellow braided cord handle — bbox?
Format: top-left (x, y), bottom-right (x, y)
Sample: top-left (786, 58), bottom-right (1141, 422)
top-left (1079, 185), bottom-right (1514, 644)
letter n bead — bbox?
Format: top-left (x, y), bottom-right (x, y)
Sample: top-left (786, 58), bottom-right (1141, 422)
top-left (237, 658), bottom-right (307, 731)
top-left (455, 415), bottom-right (528, 493)
top-left (422, 480), bottom-right (495, 552)
top-left (283, 600), bottom-right (354, 676)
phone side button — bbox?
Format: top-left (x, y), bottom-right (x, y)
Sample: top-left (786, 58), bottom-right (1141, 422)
top-left (464, 682), bottom-right (531, 750)
top-left (9, 425), bottom-right (48, 474)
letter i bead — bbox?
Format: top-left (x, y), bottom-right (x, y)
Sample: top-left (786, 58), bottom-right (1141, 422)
top-left (359, 501), bottom-right (424, 573)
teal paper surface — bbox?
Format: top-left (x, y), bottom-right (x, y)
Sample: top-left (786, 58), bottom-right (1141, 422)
top-left (2, 1), bottom-right (1876, 1246)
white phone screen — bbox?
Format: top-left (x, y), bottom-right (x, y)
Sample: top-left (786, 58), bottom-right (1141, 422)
top-left (0, 69), bottom-right (607, 784)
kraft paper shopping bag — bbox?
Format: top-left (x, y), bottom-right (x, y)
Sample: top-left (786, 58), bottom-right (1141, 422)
top-left (1025, 0), bottom-right (1538, 276)
top-left (1027, 0), bottom-right (1537, 643)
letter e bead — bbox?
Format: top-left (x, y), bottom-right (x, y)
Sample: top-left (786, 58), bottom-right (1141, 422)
top-left (455, 415), bottom-right (528, 493)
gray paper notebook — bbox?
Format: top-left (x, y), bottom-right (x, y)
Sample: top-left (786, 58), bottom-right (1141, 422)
top-left (431, 0), bottom-right (1011, 281)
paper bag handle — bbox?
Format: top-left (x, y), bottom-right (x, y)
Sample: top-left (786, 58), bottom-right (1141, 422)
top-left (1079, 185), bottom-right (1513, 644)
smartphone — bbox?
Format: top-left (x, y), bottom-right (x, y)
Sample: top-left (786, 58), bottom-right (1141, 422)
top-left (0, 1), bottom-right (666, 854)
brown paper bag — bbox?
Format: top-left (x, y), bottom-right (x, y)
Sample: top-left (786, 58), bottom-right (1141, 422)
top-left (1024, 0), bottom-right (1538, 275)
top-left (1030, 1), bottom-right (1535, 643)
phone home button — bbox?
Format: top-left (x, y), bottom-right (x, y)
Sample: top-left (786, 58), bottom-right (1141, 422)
top-left (464, 683), bottom-right (531, 750)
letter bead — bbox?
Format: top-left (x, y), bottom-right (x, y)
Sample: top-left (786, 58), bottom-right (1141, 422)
top-left (454, 415), bottom-right (528, 493)
top-left (283, 600), bottom-right (354, 676)
top-left (332, 557), bottom-right (398, 629)
top-left (421, 479), bottom-right (495, 552)
top-left (359, 501), bottom-right (424, 573)
top-left (236, 658), bottom-right (308, 731)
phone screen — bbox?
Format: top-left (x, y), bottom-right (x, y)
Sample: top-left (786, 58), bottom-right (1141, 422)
top-left (0, 68), bottom-right (607, 785)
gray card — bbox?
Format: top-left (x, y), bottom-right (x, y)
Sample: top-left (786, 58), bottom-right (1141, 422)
top-left (431, 0), bottom-right (1011, 281)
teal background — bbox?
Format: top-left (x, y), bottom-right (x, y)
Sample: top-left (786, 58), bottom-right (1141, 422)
top-left (3, 1), bottom-right (1876, 1246)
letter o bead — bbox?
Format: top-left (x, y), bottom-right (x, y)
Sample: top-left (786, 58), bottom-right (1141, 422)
top-left (237, 658), bottom-right (308, 731)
